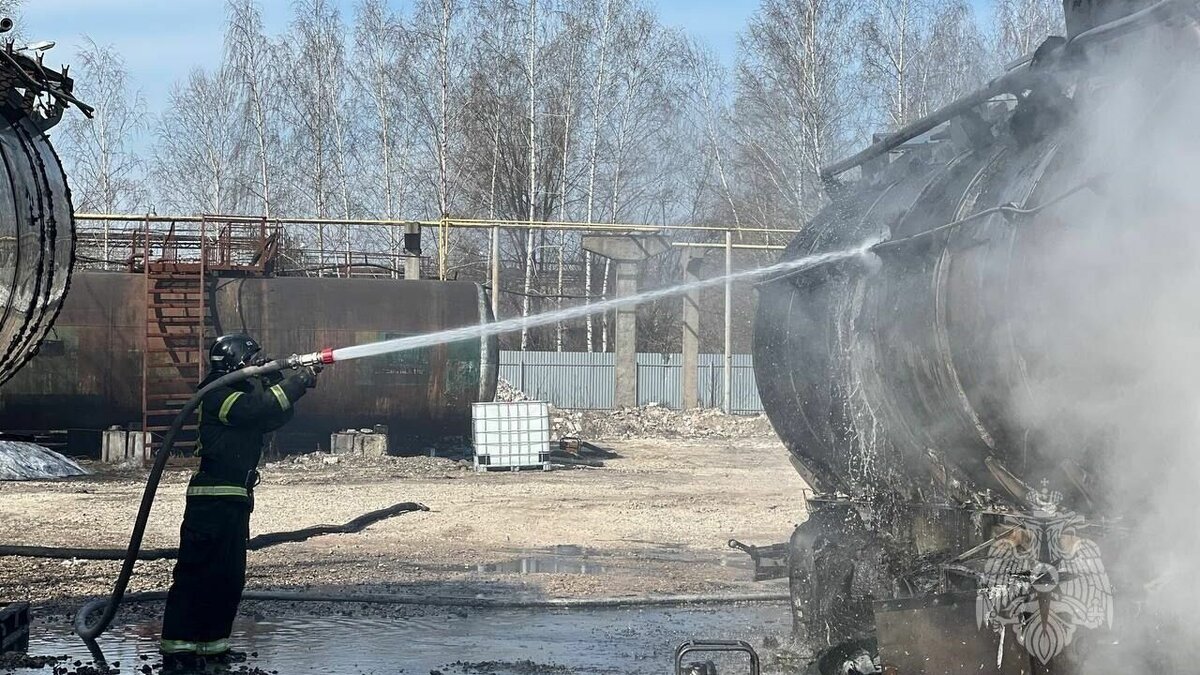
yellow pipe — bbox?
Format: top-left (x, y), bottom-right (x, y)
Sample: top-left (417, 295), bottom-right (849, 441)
top-left (73, 212), bottom-right (801, 235)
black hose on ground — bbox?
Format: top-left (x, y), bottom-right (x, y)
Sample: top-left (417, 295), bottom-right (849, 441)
top-left (0, 502), bottom-right (430, 560)
top-left (71, 359), bottom-right (292, 641)
top-left (80, 589), bottom-right (792, 610)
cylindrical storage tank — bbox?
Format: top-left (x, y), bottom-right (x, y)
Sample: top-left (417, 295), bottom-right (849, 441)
top-left (210, 276), bottom-right (498, 448)
top-left (0, 272), bottom-right (498, 450)
top-left (0, 116), bottom-right (74, 386)
top-left (754, 49), bottom-right (1200, 510)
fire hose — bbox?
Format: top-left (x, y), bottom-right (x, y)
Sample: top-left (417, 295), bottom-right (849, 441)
top-left (71, 350), bottom-right (334, 641)
top-left (0, 502), bottom-right (429, 560)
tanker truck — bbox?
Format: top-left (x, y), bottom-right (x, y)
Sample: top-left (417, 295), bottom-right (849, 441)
top-left (751, 1), bottom-right (1200, 672)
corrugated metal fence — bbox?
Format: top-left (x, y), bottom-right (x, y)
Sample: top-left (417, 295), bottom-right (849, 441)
top-left (499, 351), bottom-right (764, 414)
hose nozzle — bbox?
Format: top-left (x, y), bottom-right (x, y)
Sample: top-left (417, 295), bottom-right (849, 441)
top-left (288, 348), bottom-right (335, 369)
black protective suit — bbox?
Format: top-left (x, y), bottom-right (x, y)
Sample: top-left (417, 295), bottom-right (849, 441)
top-left (159, 371), bottom-right (310, 658)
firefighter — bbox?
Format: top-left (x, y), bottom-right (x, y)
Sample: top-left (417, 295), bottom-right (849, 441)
top-left (159, 333), bottom-right (319, 669)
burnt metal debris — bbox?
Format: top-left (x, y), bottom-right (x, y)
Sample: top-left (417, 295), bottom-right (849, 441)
top-left (727, 539), bottom-right (789, 582)
top-left (0, 602), bottom-right (29, 655)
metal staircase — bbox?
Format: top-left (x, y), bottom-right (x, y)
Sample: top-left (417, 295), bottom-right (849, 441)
top-left (141, 229), bottom-right (209, 456)
top-left (134, 216), bottom-right (281, 455)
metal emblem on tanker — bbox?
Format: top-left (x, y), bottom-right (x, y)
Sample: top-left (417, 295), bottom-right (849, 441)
top-left (976, 485), bottom-right (1113, 665)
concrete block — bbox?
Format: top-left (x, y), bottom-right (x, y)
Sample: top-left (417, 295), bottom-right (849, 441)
top-left (101, 428), bottom-right (151, 463)
top-left (330, 429), bottom-right (388, 456)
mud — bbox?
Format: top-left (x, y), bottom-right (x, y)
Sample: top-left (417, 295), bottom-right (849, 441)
top-left (0, 438), bottom-right (806, 609)
top-left (1, 437), bottom-right (806, 672)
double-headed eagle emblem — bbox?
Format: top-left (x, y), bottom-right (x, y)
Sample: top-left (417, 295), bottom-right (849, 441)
top-left (975, 486), bottom-right (1113, 664)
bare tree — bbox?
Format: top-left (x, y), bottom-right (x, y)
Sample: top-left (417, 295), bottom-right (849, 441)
top-left (736, 0), bottom-right (862, 227)
top-left (279, 0), bottom-right (347, 270)
top-left (993, 0), bottom-right (1065, 65)
top-left (58, 39), bottom-right (145, 213)
top-left (353, 0), bottom-right (413, 266)
top-left (520, 0), bottom-right (540, 350)
top-left (859, 0), bottom-right (927, 129)
top-left (406, 0), bottom-right (471, 278)
top-left (0, 0), bottom-right (23, 43)
top-left (683, 43), bottom-right (740, 230)
top-left (226, 0), bottom-right (283, 217)
top-left (581, 0), bottom-right (616, 351)
top-left (151, 67), bottom-right (244, 214)
top-left (919, 0), bottom-right (987, 112)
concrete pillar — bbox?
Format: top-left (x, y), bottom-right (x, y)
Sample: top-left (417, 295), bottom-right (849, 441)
top-left (404, 223), bottom-right (422, 279)
top-left (681, 249), bottom-right (702, 409)
top-left (582, 235), bottom-right (671, 409)
top-left (101, 427), bottom-right (151, 463)
top-left (613, 261), bottom-right (639, 407)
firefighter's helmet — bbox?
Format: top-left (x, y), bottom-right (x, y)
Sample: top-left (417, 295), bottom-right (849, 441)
top-left (208, 334), bottom-right (262, 375)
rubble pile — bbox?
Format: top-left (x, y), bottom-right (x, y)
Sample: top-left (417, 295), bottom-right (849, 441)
top-left (267, 453), bottom-right (470, 478)
top-left (556, 404), bottom-right (775, 440)
top-left (494, 380), bottom-right (775, 440)
top-left (494, 378), bottom-right (531, 402)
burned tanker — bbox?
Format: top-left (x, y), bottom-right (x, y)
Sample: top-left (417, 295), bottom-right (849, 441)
top-left (0, 22), bottom-right (87, 388)
top-left (753, 1), bottom-right (1200, 673)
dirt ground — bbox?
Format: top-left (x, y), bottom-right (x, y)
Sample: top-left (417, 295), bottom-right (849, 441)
top-left (0, 436), bottom-right (809, 615)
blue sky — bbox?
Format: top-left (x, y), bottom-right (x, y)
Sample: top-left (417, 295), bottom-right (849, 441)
top-left (22, 0), bottom-right (993, 112)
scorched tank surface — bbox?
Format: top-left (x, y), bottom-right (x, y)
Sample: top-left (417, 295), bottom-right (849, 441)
top-left (751, 5), bottom-right (1200, 672)
top-left (0, 54), bottom-right (82, 388)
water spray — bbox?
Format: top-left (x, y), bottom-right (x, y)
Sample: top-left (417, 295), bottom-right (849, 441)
top-left (311, 241), bottom-right (878, 366)
top-left (73, 241), bottom-right (876, 641)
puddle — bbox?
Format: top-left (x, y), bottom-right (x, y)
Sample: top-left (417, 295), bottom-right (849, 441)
top-left (12, 604), bottom-right (791, 675)
top-left (478, 546), bottom-right (607, 575)
top-left (472, 546), bottom-right (753, 577)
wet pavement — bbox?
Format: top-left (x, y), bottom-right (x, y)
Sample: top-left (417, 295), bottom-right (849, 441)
top-left (402, 545), bottom-right (754, 578)
top-left (6, 603), bottom-right (792, 675)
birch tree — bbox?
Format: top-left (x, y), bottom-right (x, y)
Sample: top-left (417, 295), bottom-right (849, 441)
top-left (407, 0), bottom-right (471, 277)
top-left (920, 0), bottom-right (987, 111)
top-left (353, 0), bottom-right (412, 262)
top-left (683, 43), bottom-right (739, 229)
top-left (520, 0), bottom-right (540, 350)
top-left (859, 0), bottom-right (927, 129)
top-left (993, 0), bottom-right (1065, 65)
top-left (225, 0), bottom-right (283, 217)
top-left (58, 39), bottom-right (145, 213)
top-left (582, 0), bottom-right (616, 351)
top-left (280, 0), bottom-right (346, 269)
top-left (152, 67), bottom-right (244, 214)
top-left (736, 0), bottom-right (861, 227)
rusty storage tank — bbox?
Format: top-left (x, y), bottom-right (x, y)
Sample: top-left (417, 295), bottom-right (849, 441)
top-left (0, 272), bottom-right (498, 449)
top-left (0, 56), bottom-right (79, 387)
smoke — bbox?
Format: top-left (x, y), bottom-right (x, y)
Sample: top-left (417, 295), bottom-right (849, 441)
top-left (1001, 17), bottom-right (1200, 671)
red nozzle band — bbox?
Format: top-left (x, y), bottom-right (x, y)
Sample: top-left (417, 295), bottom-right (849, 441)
top-left (319, 348), bottom-right (335, 364)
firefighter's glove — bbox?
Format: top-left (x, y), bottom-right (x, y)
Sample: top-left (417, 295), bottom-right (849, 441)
top-left (296, 365), bottom-right (320, 389)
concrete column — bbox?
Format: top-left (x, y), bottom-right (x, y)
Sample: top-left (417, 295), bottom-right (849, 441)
top-left (582, 235), bottom-right (671, 410)
top-left (681, 249), bottom-right (701, 409)
top-left (614, 261), bottom-right (639, 407)
top-left (404, 223), bottom-right (422, 280)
